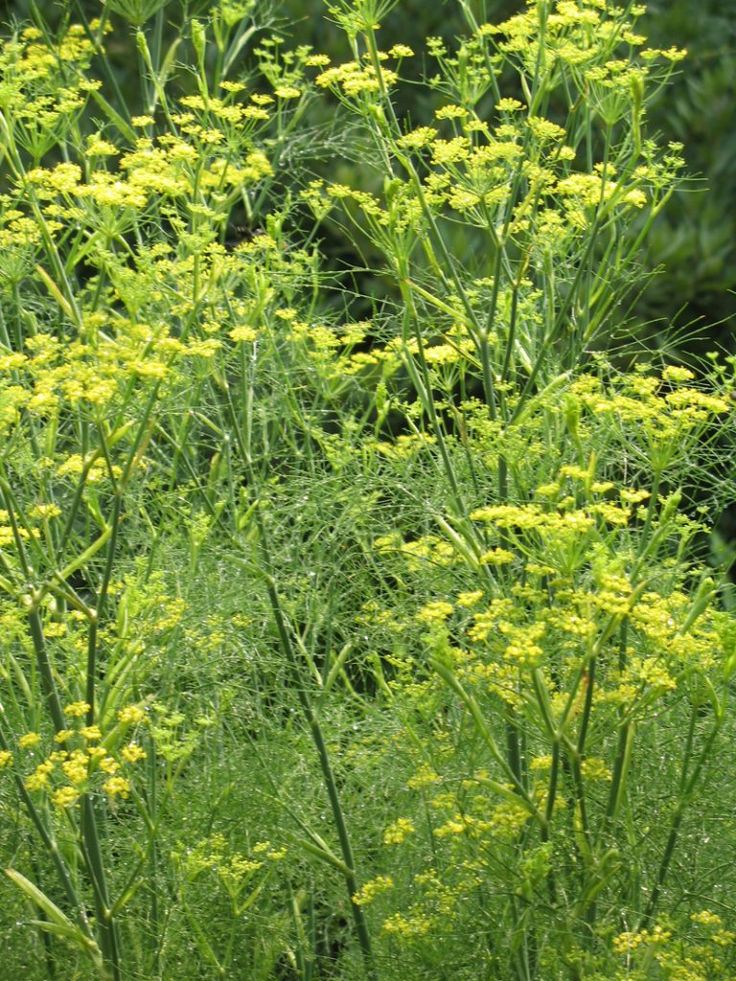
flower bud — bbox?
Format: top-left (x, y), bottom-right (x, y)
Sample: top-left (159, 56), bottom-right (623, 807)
top-left (191, 19), bottom-right (206, 62)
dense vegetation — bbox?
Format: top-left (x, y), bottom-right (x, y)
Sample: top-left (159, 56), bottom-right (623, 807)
top-left (0, 1), bottom-right (734, 978)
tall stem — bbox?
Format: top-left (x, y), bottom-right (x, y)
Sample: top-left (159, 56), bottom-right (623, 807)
top-left (220, 370), bottom-right (377, 979)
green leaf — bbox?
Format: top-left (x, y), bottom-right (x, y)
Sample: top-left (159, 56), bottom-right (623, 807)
top-left (5, 869), bottom-right (102, 964)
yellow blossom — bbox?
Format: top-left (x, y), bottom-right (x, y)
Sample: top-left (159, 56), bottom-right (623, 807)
top-left (103, 776), bottom-right (131, 799)
top-left (121, 743), bottom-right (147, 764)
top-left (25, 760), bottom-right (54, 791)
top-left (52, 786), bottom-right (79, 808)
top-left (383, 817), bottom-right (415, 845)
top-left (229, 325), bottom-right (258, 343)
top-left (64, 701), bottom-right (90, 718)
top-left (18, 732), bottom-right (42, 749)
top-left (353, 875), bottom-right (394, 907)
top-left (416, 600), bottom-right (454, 624)
top-left (118, 705), bottom-right (146, 725)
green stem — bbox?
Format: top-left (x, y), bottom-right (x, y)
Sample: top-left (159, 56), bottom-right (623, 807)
top-left (639, 714), bottom-right (720, 928)
top-left (605, 721), bottom-right (636, 828)
top-left (80, 795), bottom-right (121, 981)
top-left (221, 375), bottom-right (377, 979)
top-left (0, 720), bottom-right (92, 939)
top-left (27, 609), bottom-right (66, 734)
top-left (85, 492), bottom-right (122, 726)
top-left (262, 567), bottom-right (377, 981)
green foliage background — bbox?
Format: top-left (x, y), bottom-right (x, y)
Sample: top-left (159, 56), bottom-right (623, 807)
top-left (0, 2), bottom-right (734, 979)
top-left (3, 0), bottom-right (734, 346)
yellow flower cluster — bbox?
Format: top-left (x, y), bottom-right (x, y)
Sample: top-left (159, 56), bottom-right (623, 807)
top-left (353, 874), bottom-right (394, 907)
top-left (5, 702), bottom-right (150, 809)
top-left (383, 817), bottom-right (415, 845)
top-left (316, 55), bottom-right (401, 100)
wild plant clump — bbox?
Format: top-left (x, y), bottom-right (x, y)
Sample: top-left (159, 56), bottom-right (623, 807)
top-left (0, 1), bottom-right (734, 979)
